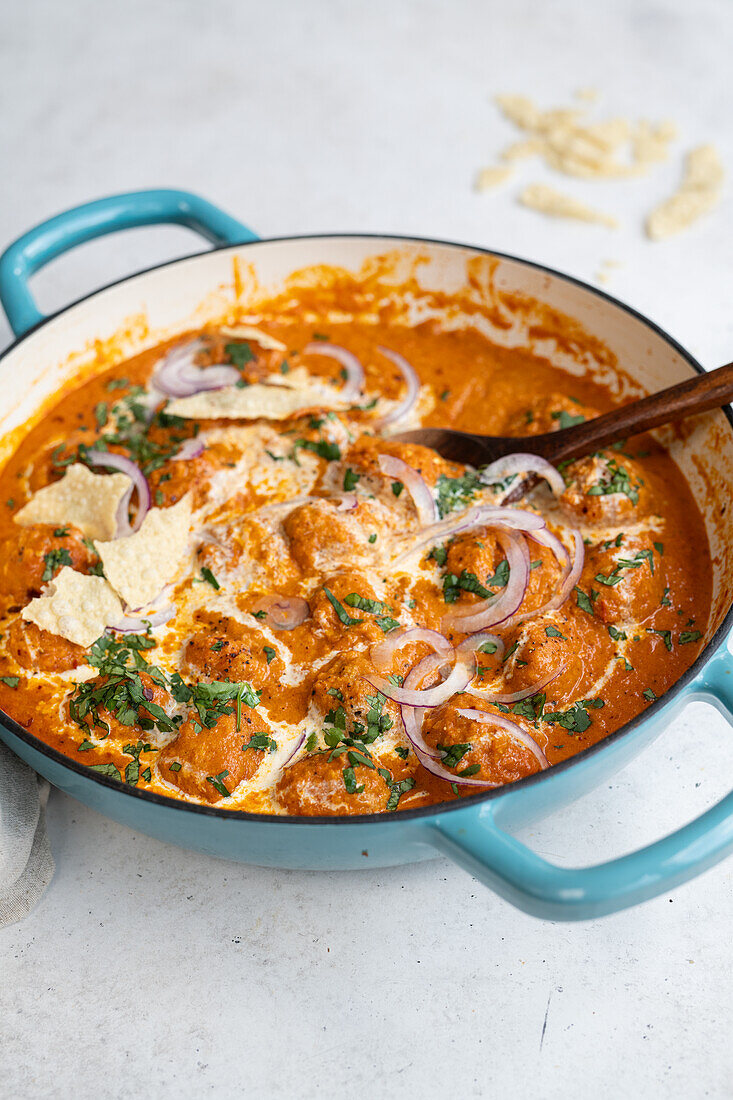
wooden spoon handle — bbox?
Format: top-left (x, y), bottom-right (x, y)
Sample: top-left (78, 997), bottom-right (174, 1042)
top-left (540, 360), bottom-right (733, 465)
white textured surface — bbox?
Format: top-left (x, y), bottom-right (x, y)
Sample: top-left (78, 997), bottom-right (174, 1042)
top-left (1, 1), bottom-right (733, 1097)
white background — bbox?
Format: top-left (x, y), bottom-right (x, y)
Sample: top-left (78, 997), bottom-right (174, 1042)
top-left (1, 2), bottom-right (732, 1097)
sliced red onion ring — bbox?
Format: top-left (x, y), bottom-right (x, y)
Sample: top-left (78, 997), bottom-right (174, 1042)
top-left (456, 632), bottom-right (505, 661)
top-left (371, 347), bottom-right (420, 428)
top-left (154, 340), bottom-right (239, 398)
top-left (400, 649), bottom-right (461, 759)
top-left (370, 626), bottom-right (453, 670)
top-left (528, 526), bottom-right (571, 571)
top-left (86, 450), bottom-right (150, 535)
top-left (365, 647), bottom-right (473, 708)
top-left (510, 528), bottom-right (585, 627)
top-left (481, 453), bottom-right (566, 497)
top-left (336, 493), bottom-right (358, 511)
top-left (108, 604), bottom-right (176, 633)
top-left (391, 504), bottom-right (545, 568)
top-left (172, 438), bottom-right (206, 461)
top-left (469, 663), bottom-right (566, 704)
top-left (282, 732), bottom-right (306, 768)
top-left (303, 342), bottom-right (364, 402)
top-left (443, 531), bottom-right (530, 632)
top-left (250, 595), bottom-right (309, 630)
top-left (378, 454), bottom-right (437, 525)
top-left (455, 709), bottom-right (549, 769)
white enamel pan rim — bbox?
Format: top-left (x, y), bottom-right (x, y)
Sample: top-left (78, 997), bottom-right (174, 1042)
top-left (0, 231), bottom-right (731, 826)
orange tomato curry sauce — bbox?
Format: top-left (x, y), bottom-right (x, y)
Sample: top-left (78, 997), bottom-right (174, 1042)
top-left (0, 304), bottom-right (710, 816)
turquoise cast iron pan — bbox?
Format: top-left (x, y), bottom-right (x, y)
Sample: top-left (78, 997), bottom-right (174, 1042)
top-left (1, 189), bottom-right (733, 921)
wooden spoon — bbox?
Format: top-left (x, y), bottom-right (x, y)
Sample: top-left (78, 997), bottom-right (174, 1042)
top-left (393, 362), bottom-right (733, 476)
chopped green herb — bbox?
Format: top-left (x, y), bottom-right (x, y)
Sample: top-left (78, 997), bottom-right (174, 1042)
top-left (458, 763), bottom-right (481, 777)
top-left (607, 624), bottom-right (627, 641)
top-left (168, 761), bottom-right (182, 772)
top-left (551, 409), bottom-right (586, 429)
top-left (435, 471), bottom-right (484, 517)
top-left (225, 341), bottom-right (254, 368)
top-left (210, 640), bottom-right (226, 652)
top-left (53, 527), bottom-right (70, 538)
top-left (206, 770), bottom-right (231, 797)
top-left (312, 332), bottom-right (330, 341)
top-left (88, 763), bottom-right (122, 781)
top-left (586, 457), bottom-right (641, 506)
top-left (428, 544), bottom-right (448, 567)
top-left (42, 548), bottom-right (73, 582)
top-left (323, 586), bottom-right (363, 625)
top-left (647, 628), bottom-right (673, 652)
top-left (679, 630), bottom-right (702, 645)
top-left (0, 676), bottom-right (19, 688)
top-left (442, 569), bottom-right (493, 604)
top-left (251, 610), bottom-right (267, 620)
top-left (293, 438), bottom-right (341, 462)
top-left (386, 777), bottom-right (416, 811)
top-left (343, 468), bottom-right (360, 491)
top-left (242, 733), bottom-right (277, 753)
top-left (106, 377), bottom-right (130, 391)
top-left (477, 640), bottom-right (498, 655)
top-left (368, 533), bottom-right (377, 544)
top-left (654, 541), bottom-right (664, 555)
top-left (545, 625), bottom-right (566, 640)
top-left (199, 567), bottom-right (220, 590)
top-left (574, 586), bottom-right (595, 616)
top-left (394, 745), bottom-right (410, 760)
top-left (391, 481), bottom-right (404, 497)
top-left (642, 688), bottom-right (657, 702)
top-left (304, 732), bottom-right (318, 752)
top-left (342, 766), bottom-right (363, 794)
top-left (263, 645), bottom-right (277, 664)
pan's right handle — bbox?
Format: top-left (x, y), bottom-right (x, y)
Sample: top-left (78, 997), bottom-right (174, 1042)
top-left (0, 189), bottom-right (258, 337)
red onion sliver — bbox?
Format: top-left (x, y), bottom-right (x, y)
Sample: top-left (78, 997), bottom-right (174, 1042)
top-left (399, 649), bottom-right (462, 758)
top-left (337, 493), bottom-right (358, 511)
top-left (378, 454), bottom-right (438, 525)
top-left (86, 450), bottom-right (151, 535)
top-left (282, 732), bottom-right (306, 768)
top-left (410, 736), bottom-right (499, 788)
top-left (154, 340), bottom-right (239, 398)
top-left (303, 342), bottom-right (364, 402)
top-left (371, 347), bottom-right (420, 428)
top-left (455, 709), bottom-right (549, 770)
top-left (481, 453), bottom-right (566, 497)
top-left (365, 647), bottom-right (473, 708)
top-left (442, 531), bottom-right (530, 632)
top-left (250, 595), bottom-right (309, 630)
top-left (469, 663), bottom-right (566, 704)
top-left (172, 438), bottom-right (206, 462)
top-left (370, 626), bottom-right (452, 670)
top-left (510, 528), bottom-right (585, 627)
top-left (456, 632), bottom-right (505, 661)
top-left (527, 526), bottom-right (571, 571)
top-left (108, 604), bottom-right (176, 633)
top-left (391, 505), bottom-right (545, 568)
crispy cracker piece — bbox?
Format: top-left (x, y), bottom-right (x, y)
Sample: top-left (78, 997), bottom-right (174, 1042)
top-left (95, 495), bottom-right (192, 609)
top-left (165, 369), bottom-right (348, 421)
top-left (475, 166), bottom-right (514, 192)
top-left (218, 326), bottom-right (287, 352)
top-left (519, 184), bottom-right (618, 227)
top-left (646, 144), bottom-right (724, 240)
top-left (21, 567), bottom-right (123, 648)
top-left (14, 464), bottom-right (130, 541)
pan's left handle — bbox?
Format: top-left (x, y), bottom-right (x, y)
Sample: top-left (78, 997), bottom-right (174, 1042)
top-left (0, 189), bottom-right (259, 337)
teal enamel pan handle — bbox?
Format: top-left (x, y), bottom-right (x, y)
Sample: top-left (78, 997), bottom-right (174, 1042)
top-left (432, 640), bottom-right (733, 920)
top-left (0, 189), bottom-right (258, 337)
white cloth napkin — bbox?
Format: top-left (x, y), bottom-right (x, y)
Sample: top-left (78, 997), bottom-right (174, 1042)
top-left (0, 742), bottom-right (54, 926)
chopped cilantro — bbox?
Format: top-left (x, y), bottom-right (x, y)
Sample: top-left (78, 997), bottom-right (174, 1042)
top-left (368, 533), bottom-right (377, 544)
top-left (442, 570), bottom-right (493, 604)
top-left (551, 409), bottom-right (586, 430)
top-left (206, 770), bottom-right (231, 797)
top-left (642, 688), bottom-right (657, 702)
top-left (607, 624), bottom-right (627, 641)
top-left (263, 645), bottom-right (277, 664)
top-left (391, 481), bottom-right (404, 497)
top-left (0, 676), bottom-right (19, 688)
top-left (42, 548), bottom-right (72, 582)
top-left (53, 527), bottom-right (70, 537)
top-left (485, 559), bottom-right (510, 587)
top-left (251, 610), bottom-right (267, 620)
top-left (679, 630), bottom-right (702, 645)
top-left (242, 733), bottom-right (277, 753)
top-left (225, 341), bottom-right (254, 368)
top-left (647, 628), bottom-right (673, 652)
top-left (94, 401), bottom-right (108, 429)
top-left (304, 732), bottom-right (318, 752)
top-left (324, 586), bottom-right (363, 625)
top-left (386, 777), bottom-right (416, 811)
top-left (342, 766), bottom-right (363, 794)
top-left (394, 745), bottom-right (410, 760)
top-left (586, 457), bottom-right (641, 506)
top-left (88, 763), bottom-right (122, 781)
top-left (199, 567), bottom-right (220, 590)
top-left (574, 586), bottom-right (595, 615)
top-left (545, 625), bottom-right (567, 640)
top-left (477, 640), bottom-right (498, 654)
top-left (293, 438), bottom-right (341, 462)
top-left (343, 468), bottom-right (360, 491)
top-left (654, 541), bottom-right (664, 555)
top-left (435, 471), bottom-right (484, 517)
top-left (437, 742), bottom-right (472, 768)
top-left (428, 544), bottom-right (448, 567)
top-left (210, 640), bottom-right (226, 652)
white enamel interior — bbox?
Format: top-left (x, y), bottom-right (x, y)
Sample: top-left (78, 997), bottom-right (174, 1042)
top-left (2, 235), bottom-right (732, 637)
